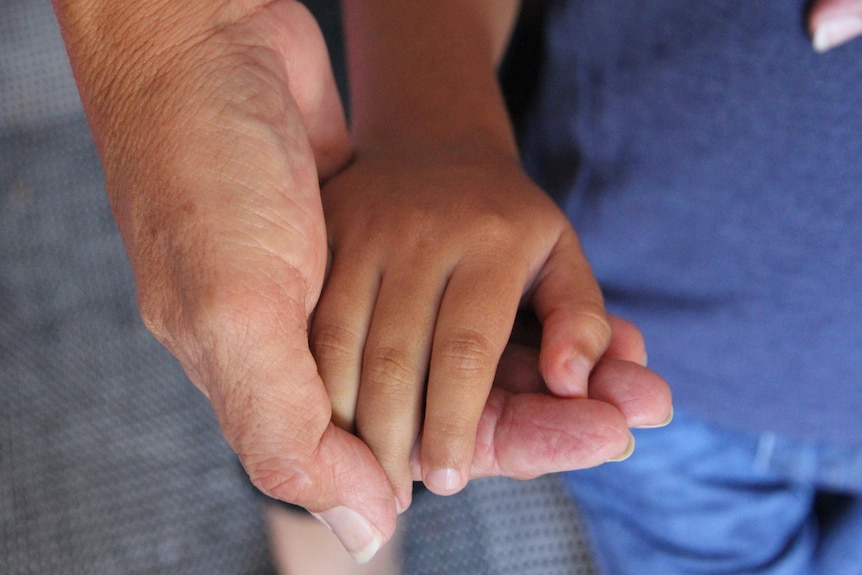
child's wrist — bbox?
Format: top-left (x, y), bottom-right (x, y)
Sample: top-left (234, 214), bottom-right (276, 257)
top-left (353, 123), bottom-right (520, 169)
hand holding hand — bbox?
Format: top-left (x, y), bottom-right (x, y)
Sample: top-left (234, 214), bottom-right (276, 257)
top-left (463, 312), bottom-right (671, 481)
top-left (312, 142), bottom-right (670, 509)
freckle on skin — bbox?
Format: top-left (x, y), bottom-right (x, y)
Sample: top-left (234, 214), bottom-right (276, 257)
top-left (179, 200), bottom-right (197, 216)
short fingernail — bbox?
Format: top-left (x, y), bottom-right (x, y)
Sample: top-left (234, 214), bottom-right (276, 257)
top-left (311, 506), bottom-right (382, 564)
top-left (608, 433), bottom-right (636, 463)
top-left (395, 493), bottom-right (411, 515)
top-left (563, 355), bottom-right (591, 395)
top-left (635, 406), bottom-right (674, 429)
top-left (813, 16), bottom-right (862, 53)
top-left (424, 467), bottom-right (464, 495)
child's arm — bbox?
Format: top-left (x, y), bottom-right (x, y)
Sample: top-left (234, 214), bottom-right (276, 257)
top-left (311, 0), bottom-right (633, 510)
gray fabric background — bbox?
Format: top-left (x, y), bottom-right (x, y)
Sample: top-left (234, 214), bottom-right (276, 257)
top-left (0, 1), bottom-right (596, 573)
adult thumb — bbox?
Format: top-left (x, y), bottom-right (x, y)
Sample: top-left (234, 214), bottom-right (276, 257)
top-left (201, 310), bottom-right (397, 563)
top-left (809, 0), bottom-right (862, 52)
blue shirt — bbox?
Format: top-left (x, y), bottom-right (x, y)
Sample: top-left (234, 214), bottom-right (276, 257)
top-left (522, 0), bottom-right (862, 447)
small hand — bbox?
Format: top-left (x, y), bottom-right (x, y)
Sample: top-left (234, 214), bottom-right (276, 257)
top-left (312, 143), bottom-right (618, 509)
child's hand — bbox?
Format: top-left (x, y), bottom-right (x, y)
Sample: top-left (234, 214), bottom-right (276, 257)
top-left (311, 143), bottom-right (612, 509)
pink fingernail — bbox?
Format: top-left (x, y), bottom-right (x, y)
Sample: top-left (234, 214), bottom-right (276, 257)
top-left (311, 506), bottom-right (382, 564)
top-left (424, 467), bottom-right (464, 495)
top-left (563, 355), bottom-right (591, 395)
top-left (813, 16), bottom-right (862, 53)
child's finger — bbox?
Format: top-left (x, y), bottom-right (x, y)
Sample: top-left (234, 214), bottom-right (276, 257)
top-left (532, 228), bottom-right (612, 398)
top-left (604, 315), bottom-right (648, 365)
top-left (310, 252), bottom-right (378, 431)
top-left (496, 315), bottom-right (650, 395)
top-left (496, 319), bottom-right (659, 422)
top-left (354, 267), bottom-right (442, 510)
top-left (421, 262), bottom-right (523, 496)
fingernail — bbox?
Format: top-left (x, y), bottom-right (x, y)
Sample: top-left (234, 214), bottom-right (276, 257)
top-left (311, 506), bottom-right (382, 564)
top-left (608, 433), bottom-right (636, 462)
top-left (813, 16), bottom-right (862, 53)
top-left (636, 406), bottom-right (674, 429)
top-left (424, 467), bottom-right (464, 495)
top-left (395, 494), bottom-right (410, 515)
top-left (563, 355), bottom-right (591, 395)
top-left (639, 351), bottom-right (649, 367)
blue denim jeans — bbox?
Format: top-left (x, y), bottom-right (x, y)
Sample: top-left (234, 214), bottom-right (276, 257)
top-left (561, 410), bottom-right (862, 575)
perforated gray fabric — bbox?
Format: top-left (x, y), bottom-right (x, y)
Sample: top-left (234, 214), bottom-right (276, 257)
top-left (404, 477), bottom-right (597, 575)
top-left (1, 2), bottom-right (275, 573)
top-left (0, 0), bottom-right (81, 131)
top-left (0, 1), bottom-right (597, 573)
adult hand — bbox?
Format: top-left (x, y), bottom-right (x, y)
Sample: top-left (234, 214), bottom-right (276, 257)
top-left (810, 0), bottom-right (862, 52)
top-left (466, 313), bottom-right (671, 481)
top-left (54, 0), bottom-right (396, 562)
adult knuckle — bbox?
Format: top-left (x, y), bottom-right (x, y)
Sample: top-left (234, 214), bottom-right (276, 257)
top-left (245, 456), bottom-right (315, 502)
top-left (194, 280), bottom-right (305, 353)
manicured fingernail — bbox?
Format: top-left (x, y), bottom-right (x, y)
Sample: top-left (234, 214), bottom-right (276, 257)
top-left (424, 467), bottom-right (464, 495)
top-left (813, 16), bottom-right (862, 53)
top-left (311, 506), bottom-right (382, 564)
top-left (563, 355), bottom-right (591, 395)
top-left (609, 433), bottom-right (636, 462)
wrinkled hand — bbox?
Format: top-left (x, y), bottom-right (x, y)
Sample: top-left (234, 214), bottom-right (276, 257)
top-left (810, 0), bottom-right (862, 52)
top-left (312, 143), bottom-right (671, 510)
top-left (56, 0), bottom-right (403, 561)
